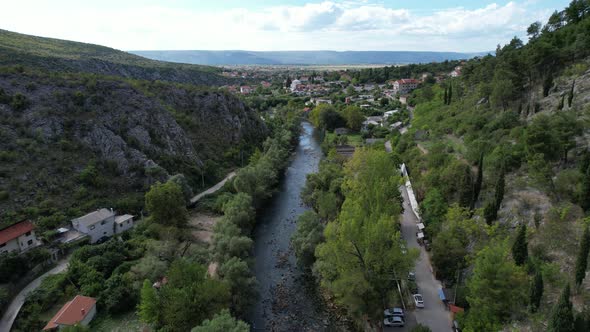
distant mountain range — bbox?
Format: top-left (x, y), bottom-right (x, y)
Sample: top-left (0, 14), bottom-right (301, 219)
top-left (130, 50), bottom-right (489, 66)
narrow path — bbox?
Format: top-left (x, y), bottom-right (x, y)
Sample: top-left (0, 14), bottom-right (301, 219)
top-left (189, 171), bottom-right (236, 205)
top-left (0, 259), bottom-right (70, 331)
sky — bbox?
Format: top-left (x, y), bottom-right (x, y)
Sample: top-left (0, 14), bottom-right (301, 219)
top-left (0, 0), bottom-right (571, 52)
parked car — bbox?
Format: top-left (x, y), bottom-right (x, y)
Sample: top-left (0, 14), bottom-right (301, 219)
top-left (384, 316), bottom-right (405, 327)
top-left (408, 271), bottom-right (416, 281)
top-left (384, 307), bottom-right (404, 318)
top-left (453, 320), bottom-right (461, 332)
top-left (400, 243), bottom-right (407, 255)
top-left (413, 294), bottom-right (424, 308)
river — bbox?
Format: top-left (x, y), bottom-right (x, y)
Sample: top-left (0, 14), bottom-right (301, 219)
top-left (249, 122), bottom-right (340, 331)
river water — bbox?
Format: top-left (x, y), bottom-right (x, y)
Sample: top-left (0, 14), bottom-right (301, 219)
top-left (250, 122), bottom-right (340, 331)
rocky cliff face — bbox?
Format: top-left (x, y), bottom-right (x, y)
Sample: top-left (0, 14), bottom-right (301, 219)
top-left (0, 68), bottom-right (266, 224)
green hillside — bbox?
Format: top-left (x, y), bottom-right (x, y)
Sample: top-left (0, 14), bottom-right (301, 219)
top-left (0, 29), bottom-right (227, 85)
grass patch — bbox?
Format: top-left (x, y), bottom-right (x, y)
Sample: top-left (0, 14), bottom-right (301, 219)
top-left (90, 311), bottom-right (143, 332)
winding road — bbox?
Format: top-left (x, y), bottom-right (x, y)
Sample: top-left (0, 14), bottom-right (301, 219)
top-left (0, 259), bottom-right (69, 332)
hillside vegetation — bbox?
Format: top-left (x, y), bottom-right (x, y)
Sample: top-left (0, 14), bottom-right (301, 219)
top-left (389, 1), bottom-right (590, 330)
top-left (0, 66), bottom-right (266, 231)
top-left (0, 29), bottom-right (228, 86)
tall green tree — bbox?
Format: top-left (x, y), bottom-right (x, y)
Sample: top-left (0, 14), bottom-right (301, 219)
top-left (466, 241), bottom-right (528, 325)
top-left (343, 105), bottom-right (365, 131)
top-left (191, 309), bottom-right (249, 332)
top-left (512, 224), bottom-right (528, 266)
top-left (292, 211), bottom-right (324, 269)
top-left (218, 257), bottom-right (258, 317)
top-left (575, 225), bottom-right (590, 286)
top-left (145, 181), bottom-right (187, 227)
top-left (138, 279), bottom-right (159, 325)
top-left (581, 166), bottom-right (590, 211)
top-left (548, 284), bottom-right (575, 332)
top-left (470, 153), bottom-right (484, 211)
top-left (529, 268), bottom-right (544, 312)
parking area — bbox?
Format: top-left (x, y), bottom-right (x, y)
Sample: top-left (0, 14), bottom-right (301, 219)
top-left (394, 185), bottom-right (453, 332)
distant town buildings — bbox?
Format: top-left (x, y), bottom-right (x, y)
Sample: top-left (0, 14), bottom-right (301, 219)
top-left (450, 66), bottom-right (462, 77)
top-left (240, 86), bottom-right (253, 94)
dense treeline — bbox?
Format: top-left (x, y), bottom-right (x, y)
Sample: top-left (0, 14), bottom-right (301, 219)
top-left (296, 147), bottom-right (418, 328)
top-left (350, 60), bottom-right (463, 84)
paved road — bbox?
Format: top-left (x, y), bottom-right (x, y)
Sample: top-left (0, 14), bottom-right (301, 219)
top-left (399, 186), bottom-right (452, 332)
top-left (189, 171), bottom-right (236, 204)
top-left (0, 260), bottom-right (69, 331)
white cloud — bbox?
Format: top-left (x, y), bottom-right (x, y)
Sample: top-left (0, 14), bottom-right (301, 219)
top-left (0, 1), bottom-right (558, 52)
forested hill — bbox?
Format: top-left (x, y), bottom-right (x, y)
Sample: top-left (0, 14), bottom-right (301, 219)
top-left (0, 29), bottom-right (227, 86)
top-left (393, 1), bottom-right (590, 330)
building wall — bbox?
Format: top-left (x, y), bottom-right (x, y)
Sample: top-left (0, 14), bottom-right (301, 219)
top-left (115, 218), bottom-right (134, 234)
top-left (0, 238), bottom-right (20, 254)
top-left (0, 230), bottom-right (37, 254)
top-left (17, 230), bottom-right (37, 252)
top-left (80, 305), bottom-right (97, 326)
top-left (73, 215), bottom-right (115, 243)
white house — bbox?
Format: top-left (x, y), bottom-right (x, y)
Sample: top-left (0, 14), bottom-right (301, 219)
top-left (315, 99), bottom-right (332, 106)
top-left (384, 110), bottom-right (400, 119)
top-left (43, 295), bottom-right (97, 330)
top-left (0, 220), bottom-right (39, 254)
top-left (71, 208), bottom-right (115, 244)
top-left (240, 86), bottom-right (252, 94)
top-left (114, 214), bottom-right (135, 234)
top-left (290, 79), bottom-right (302, 92)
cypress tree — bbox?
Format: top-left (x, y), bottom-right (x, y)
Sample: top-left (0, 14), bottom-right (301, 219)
top-left (581, 166), bottom-right (590, 211)
top-left (483, 200), bottom-right (497, 225)
top-left (494, 168), bottom-right (505, 212)
top-left (443, 87), bottom-right (448, 104)
top-left (575, 225), bottom-right (590, 286)
top-left (568, 79), bottom-right (575, 108)
top-left (448, 84), bottom-right (453, 105)
top-left (512, 224), bottom-right (528, 266)
top-left (470, 153), bottom-right (484, 211)
top-left (529, 268), bottom-right (543, 312)
top-left (548, 284), bottom-right (575, 332)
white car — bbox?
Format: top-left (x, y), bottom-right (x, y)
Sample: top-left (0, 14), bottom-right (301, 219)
top-left (384, 307), bottom-right (404, 318)
top-left (384, 316), bottom-right (405, 327)
top-left (413, 294), bottom-right (424, 308)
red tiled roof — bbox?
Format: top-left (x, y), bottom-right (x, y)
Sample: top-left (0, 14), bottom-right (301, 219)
top-left (0, 221), bottom-right (34, 245)
top-left (43, 295), bottom-right (96, 330)
top-left (397, 79), bottom-right (420, 84)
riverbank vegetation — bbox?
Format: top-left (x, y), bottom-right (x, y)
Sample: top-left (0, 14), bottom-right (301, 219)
top-left (296, 146), bottom-right (418, 328)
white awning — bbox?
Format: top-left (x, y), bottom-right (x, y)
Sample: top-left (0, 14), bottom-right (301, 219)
top-left (417, 232), bottom-right (424, 239)
top-left (417, 223), bottom-right (425, 230)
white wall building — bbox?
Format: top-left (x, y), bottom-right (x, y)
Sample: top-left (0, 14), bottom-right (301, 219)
top-left (71, 208), bottom-right (115, 244)
top-left (290, 79), bottom-right (302, 92)
top-left (114, 214), bottom-right (135, 234)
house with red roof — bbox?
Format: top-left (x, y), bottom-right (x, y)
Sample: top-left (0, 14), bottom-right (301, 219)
top-left (43, 295), bottom-right (97, 330)
top-left (0, 220), bottom-right (39, 254)
top-left (393, 79), bottom-right (420, 95)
